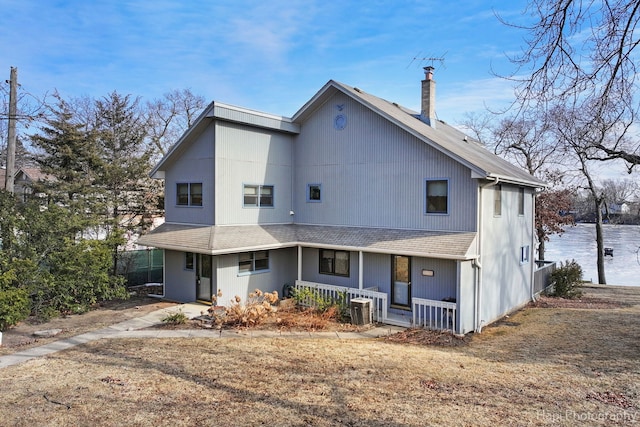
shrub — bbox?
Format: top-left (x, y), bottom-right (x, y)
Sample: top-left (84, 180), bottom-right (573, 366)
top-left (291, 287), bottom-right (349, 322)
top-left (162, 310), bottom-right (188, 325)
top-left (0, 287), bottom-right (31, 331)
top-left (209, 289), bottom-right (279, 328)
top-left (549, 260), bottom-right (583, 299)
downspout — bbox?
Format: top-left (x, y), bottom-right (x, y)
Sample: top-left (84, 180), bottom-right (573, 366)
top-left (530, 188), bottom-right (537, 301)
top-left (474, 177), bottom-right (500, 333)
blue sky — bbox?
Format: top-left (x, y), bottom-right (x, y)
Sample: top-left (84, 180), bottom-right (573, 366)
top-left (0, 0), bottom-right (533, 124)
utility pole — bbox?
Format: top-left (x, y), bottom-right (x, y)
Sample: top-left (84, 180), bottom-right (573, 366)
top-left (5, 66), bottom-right (17, 193)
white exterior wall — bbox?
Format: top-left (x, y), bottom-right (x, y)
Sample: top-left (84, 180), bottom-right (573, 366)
top-left (293, 92), bottom-right (477, 231)
top-left (164, 125), bottom-right (216, 225)
top-left (478, 184), bottom-right (534, 328)
top-left (457, 260), bottom-right (477, 334)
top-left (215, 121), bottom-right (294, 225)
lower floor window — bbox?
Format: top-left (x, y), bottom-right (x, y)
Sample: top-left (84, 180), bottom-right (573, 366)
top-left (319, 249), bottom-right (350, 276)
top-left (239, 251), bottom-right (269, 274)
top-left (185, 252), bottom-right (194, 270)
top-left (520, 245), bottom-right (530, 264)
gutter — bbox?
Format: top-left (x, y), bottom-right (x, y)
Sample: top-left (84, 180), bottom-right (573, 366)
top-left (474, 177), bottom-right (500, 333)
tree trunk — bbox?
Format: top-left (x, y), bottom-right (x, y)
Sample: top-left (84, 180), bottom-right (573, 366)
top-left (594, 199), bottom-right (607, 284)
top-left (536, 225), bottom-right (546, 261)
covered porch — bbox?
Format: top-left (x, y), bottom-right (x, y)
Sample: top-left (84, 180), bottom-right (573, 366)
top-left (137, 223), bottom-right (475, 334)
top-left (294, 280), bottom-right (459, 334)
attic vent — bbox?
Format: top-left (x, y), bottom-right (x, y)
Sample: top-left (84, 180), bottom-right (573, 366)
top-left (354, 87), bottom-right (361, 93)
top-left (392, 102), bottom-right (399, 107)
top-left (463, 136), bottom-right (468, 142)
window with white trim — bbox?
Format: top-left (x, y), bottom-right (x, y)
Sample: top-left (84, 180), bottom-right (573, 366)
top-left (238, 251), bottom-right (270, 274)
top-left (520, 245), bottom-right (530, 264)
top-left (243, 185), bottom-right (274, 207)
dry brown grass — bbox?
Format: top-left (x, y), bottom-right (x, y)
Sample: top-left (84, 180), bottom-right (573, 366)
top-left (1, 285), bottom-right (639, 426)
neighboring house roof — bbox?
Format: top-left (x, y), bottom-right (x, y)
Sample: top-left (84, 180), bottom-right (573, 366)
top-left (137, 223), bottom-right (477, 261)
top-left (293, 80), bottom-right (546, 188)
top-left (16, 167), bottom-right (53, 182)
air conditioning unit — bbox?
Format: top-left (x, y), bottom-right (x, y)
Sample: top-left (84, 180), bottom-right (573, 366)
top-left (350, 298), bottom-right (373, 325)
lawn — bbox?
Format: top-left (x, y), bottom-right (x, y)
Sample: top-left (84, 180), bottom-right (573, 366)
top-left (1, 284), bottom-right (639, 426)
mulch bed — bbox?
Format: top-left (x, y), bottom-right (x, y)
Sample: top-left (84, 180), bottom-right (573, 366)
top-left (384, 328), bottom-right (469, 346)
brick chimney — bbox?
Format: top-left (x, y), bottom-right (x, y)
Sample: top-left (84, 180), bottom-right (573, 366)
top-left (421, 66), bottom-right (436, 127)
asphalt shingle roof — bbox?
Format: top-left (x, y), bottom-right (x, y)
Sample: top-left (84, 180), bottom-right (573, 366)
top-left (137, 223), bottom-right (477, 260)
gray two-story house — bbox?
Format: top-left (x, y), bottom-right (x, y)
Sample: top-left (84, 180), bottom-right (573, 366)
top-left (138, 68), bottom-right (546, 334)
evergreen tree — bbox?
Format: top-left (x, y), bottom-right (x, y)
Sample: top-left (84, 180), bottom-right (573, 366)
top-left (30, 94), bottom-right (102, 234)
top-left (93, 92), bottom-right (155, 273)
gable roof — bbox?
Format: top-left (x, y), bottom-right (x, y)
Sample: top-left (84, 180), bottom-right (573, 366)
top-left (137, 223), bottom-right (477, 260)
top-left (149, 79), bottom-right (545, 188)
top-left (15, 167), bottom-right (53, 182)
top-left (293, 80), bottom-right (546, 188)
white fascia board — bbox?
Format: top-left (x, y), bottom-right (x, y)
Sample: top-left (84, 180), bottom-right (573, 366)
top-left (213, 102), bottom-right (300, 134)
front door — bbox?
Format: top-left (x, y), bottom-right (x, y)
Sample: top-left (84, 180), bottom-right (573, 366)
top-left (196, 254), bottom-right (212, 302)
top-left (391, 255), bottom-right (411, 309)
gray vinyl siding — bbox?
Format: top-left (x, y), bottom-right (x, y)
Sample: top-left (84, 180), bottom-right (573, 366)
top-left (164, 125), bottom-right (215, 225)
top-left (164, 249), bottom-right (197, 302)
top-left (301, 247), bottom-right (359, 288)
top-left (411, 258), bottom-right (457, 301)
top-left (215, 121), bottom-right (294, 225)
top-left (479, 184), bottom-right (533, 327)
top-left (363, 252), bottom-right (390, 290)
top-left (216, 248), bottom-right (297, 300)
top-left (293, 92), bottom-right (477, 231)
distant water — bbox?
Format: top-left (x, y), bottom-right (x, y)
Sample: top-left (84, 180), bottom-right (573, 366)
top-left (545, 223), bottom-right (640, 286)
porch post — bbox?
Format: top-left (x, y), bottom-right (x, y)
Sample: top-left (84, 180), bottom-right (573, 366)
top-left (358, 251), bottom-right (364, 289)
top-left (297, 245), bottom-right (303, 281)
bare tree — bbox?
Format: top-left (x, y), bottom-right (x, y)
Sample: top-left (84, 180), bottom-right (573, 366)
top-left (550, 103), bottom-right (631, 284)
top-left (499, 0), bottom-right (640, 171)
top-left (459, 111), bottom-right (493, 145)
top-left (145, 89), bottom-right (206, 160)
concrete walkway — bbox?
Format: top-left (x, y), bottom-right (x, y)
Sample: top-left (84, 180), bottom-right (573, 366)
top-left (0, 303), bottom-right (405, 369)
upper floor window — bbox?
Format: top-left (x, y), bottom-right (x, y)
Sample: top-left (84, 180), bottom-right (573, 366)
top-left (238, 251), bottom-right (269, 274)
top-left (425, 179), bottom-right (448, 214)
top-left (518, 187), bottom-right (525, 215)
top-left (243, 184), bottom-right (274, 207)
top-left (319, 249), bottom-right (350, 277)
top-left (494, 184), bottom-right (502, 216)
top-left (177, 182), bottom-right (203, 206)
top-left (307, 184), bottom-right (322, 202)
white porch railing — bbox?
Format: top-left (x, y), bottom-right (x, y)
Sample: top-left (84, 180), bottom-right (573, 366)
top-left (294, 280), bottom-right (388, 322)
top-left (412, 297), bottom-right (457, 333)
top-left (294, 280), bottom-right (458, 333)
